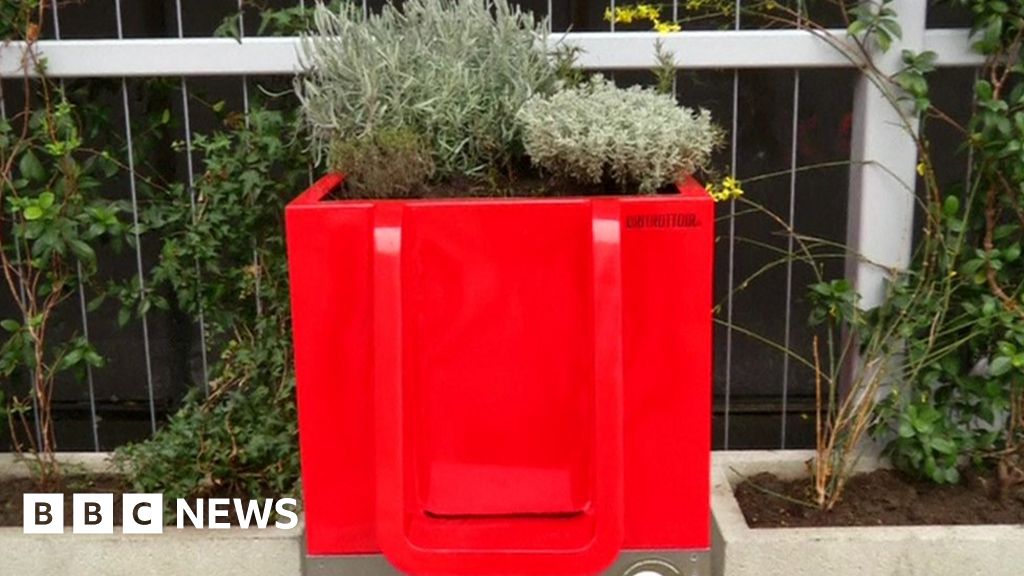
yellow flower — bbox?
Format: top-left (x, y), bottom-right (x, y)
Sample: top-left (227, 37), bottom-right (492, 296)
top-left (635, 4), bottom-right (661, 21)
top-left (708, 176), bottom-right (744, 202)
top-left (916, 161), bottom-right (926, 176)
top-left (605, 3), bottom-right (680, 33)
top-left (684, 0), bottom-right (736, 14)
top-left (605, 6), bottom-right (641, 24)
top-left (654, 21), bottom-right (682, 33)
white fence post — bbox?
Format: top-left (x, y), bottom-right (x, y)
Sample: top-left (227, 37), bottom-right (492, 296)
top-left (845, 1), bottom-right (928, 308)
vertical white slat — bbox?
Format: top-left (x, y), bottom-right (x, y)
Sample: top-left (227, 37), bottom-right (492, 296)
top-left (779, 1), bottom-right (804, 448)
top-left (235, 0), bottom-right (263, 319)
top-left (303, 0), bottom-right (313, 186)
top-left (845, 0), bottom-right (925, 309)
top-left (114, 0), bottom-right (158, 436)
top-left (75, 260), bottom-right (101, 450)
top-left (722, 0), bottom-right (741, 450)
top-left (964, 68), bottom-right (979, 193)
top-left (671, 0), bottom-right (678, 95)
top-left (52, 0), bottom-right (101, 452)
top-left (174, 0), bottom-right (211, 394)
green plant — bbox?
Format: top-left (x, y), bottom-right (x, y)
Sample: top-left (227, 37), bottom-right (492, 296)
top-left (0, 51), bottom-right (127, 485)
top-left (755, 0), bottom-right (1024, 493)
top-left (0, 389), bottom-right (6, 435)
top-left (296, 0), bottom-right (559, 182)
top-left (652, 39), bottom-right (677, 96)
top-left (115, 330), bottom-right (299, 510)
top-left (114, 96), bottom-right (306, 506)
top-left (214, 0), bottom-right (344, 39)
top-left (0, 0), bottom-right (40, 42)
top-left (113, 8), bottom-right (321, 512)
top-left (847, 0), bottom-right (903, 52)
top-left (329, 128), bottom-right (435, 198)
top-left (856, 0), bottom-right (1024, 493)
top-left (680, 0), bottom-right (977, 509)
top-left (516, 77), bottom-right (721, 193)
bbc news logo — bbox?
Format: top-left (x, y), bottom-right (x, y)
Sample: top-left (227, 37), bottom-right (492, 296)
top-left (23, 494), bottom-right (299, 534)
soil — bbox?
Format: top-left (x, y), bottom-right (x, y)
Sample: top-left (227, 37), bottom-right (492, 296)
top-left (0, 474), bottom-right (126, 526)
top-left (0, 475), bottom-right (267, 527)
top-left (735, 469), bottom-right (1024, 528)
top-left (327, 173), bottom-right (682, 200)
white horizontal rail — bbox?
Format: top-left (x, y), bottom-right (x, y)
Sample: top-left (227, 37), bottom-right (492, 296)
top-left (920, 28), bottom-right (983, 67)
top-left (0, 28), bottom-right (981, 78)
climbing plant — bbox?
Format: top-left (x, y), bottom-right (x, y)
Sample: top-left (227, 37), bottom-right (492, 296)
top-left (0, 3), bottom-right (129, 487)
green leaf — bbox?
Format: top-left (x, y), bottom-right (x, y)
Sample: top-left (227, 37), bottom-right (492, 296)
top-left (23, 206), bottom-right (43, 221)
top-left (0, 319), bottom-right (20, 332)
top-left (87, 294), bottom-right (106, 312)
top-left (19, 150), bottom-right (45, 182)
top-left (84, 349), bottom-right (104, 367)
top-left (977, 81), bottom-right (994, 100)
top-left (63, 348), bottom-right (83, 367)
top-left (1005, 243), bottom-right (1021, 262)
top-left (98, 153), bottom-right (119, 178)
top-left (37, 191), bottom-right (55, 209)
top-left (930, 437), bottom-right (957, 455)
top-left (68, 239), bottom-right (96, 264)
top-left (848, 20), bottom-right (867, 38)
top-left (878, 18), bottom-right (903, 43)
top-left (943, 195), bottom-right (960, 217)
top-left (990, 356), bottom-right (1013, 377)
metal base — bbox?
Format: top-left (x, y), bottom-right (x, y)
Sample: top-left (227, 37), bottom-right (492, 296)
top-left (304, 550), bottom-right (710, 576)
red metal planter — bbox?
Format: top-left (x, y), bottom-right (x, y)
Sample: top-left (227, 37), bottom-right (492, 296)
top-left (286, 174), bottom-right (713, 576)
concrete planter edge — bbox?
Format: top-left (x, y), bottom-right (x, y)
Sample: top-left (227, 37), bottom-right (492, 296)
top-left (0, 452), bottom-right (303, 576)
top-left (711, 449), bottom-right (1024, 576)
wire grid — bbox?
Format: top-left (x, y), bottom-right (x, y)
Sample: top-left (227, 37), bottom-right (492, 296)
top-left (21, 0), bottom-right (833, 451)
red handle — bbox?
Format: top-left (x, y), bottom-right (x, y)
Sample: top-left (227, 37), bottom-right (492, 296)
top-left (373, 200), bottom-right (624, 575)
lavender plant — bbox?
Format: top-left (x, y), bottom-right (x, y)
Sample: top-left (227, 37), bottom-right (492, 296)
top-left (296, 0), bottom-right (559, 181)
top-left (517, 77), bottom-right (722, 193)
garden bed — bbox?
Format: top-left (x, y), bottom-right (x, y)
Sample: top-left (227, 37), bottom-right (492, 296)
top-left (736, 468), bottom-right (1024, 528)
top-left (0, 453), bottom-right (302, 576)
top-left (0, 474), bottom-right (123, 527)
top-left (712, 450), bottom-right (1024, 576)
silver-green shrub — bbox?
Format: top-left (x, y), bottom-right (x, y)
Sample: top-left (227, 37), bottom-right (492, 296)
top-left (517, 77), bottom-right (722, 193)
top-left (297, 0), bottom-right (557, 180)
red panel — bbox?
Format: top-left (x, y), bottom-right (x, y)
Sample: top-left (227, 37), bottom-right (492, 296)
top-left (621, 177), bottom-right (713, 549)
top-left (373, 199), bottom-right (623, 575)
top-left (286, 174), bottom-right (713, 573)
top-left (403, 201), bottom-right (594, 516)
top-left (286, 175), bottom-right (378, 554)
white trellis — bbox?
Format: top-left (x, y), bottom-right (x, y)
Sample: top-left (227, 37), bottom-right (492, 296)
top-left (0, 3), bottom-right (983, 450)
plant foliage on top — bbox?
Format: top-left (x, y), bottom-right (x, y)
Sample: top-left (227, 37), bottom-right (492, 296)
top-left (518, 77), bottom-right (721, 193)
top-left (297, 0), bottom-right (723, 197)
top-left (296, 0), bottom-right (559, 183)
